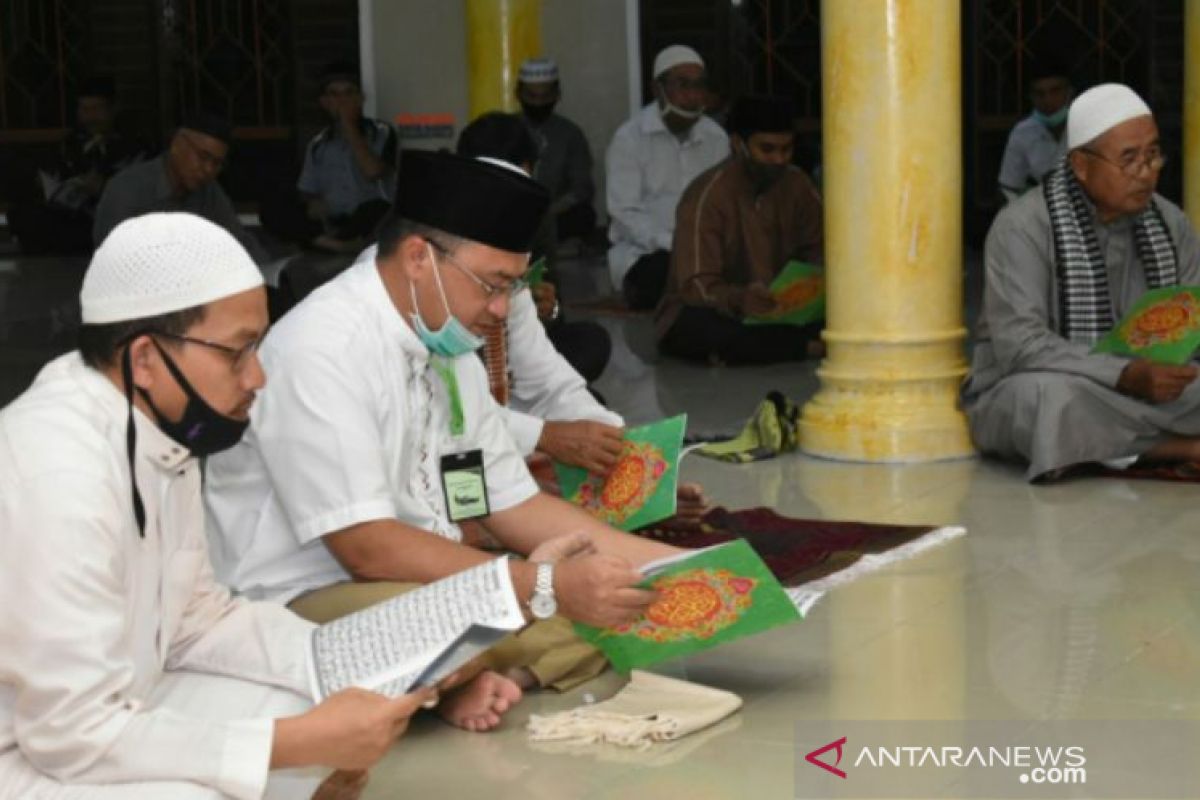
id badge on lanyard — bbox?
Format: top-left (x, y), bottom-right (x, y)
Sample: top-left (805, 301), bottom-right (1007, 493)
top-left (430, 357), bottom-right (490, 521)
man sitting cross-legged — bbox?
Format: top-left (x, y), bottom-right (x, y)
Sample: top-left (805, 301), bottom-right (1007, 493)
top-left (0, 213), bottom-right (435, 800)
top-left (964, 84), bottom-right (1200, 481)
top-left (204, 151), bottom-right (684, 715)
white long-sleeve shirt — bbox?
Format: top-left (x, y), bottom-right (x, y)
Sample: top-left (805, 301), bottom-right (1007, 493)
top-left (0, 354), bottom-right (315, 800)
top-left (605, 103), bottom-right (729, 284)
top-left (501, 289), bottom-right (624, 454)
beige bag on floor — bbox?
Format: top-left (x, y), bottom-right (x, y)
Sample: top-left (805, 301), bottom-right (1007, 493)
top-left (527, 670), bottom-right (743, 750)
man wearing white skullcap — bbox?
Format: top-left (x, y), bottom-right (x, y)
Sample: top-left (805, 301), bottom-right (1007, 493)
top-left (965, 83), bottom-right (1200, 482)
top-left (515, 57), bottom-right (598, 241)
top-left (605, 44), bottom-right (729, 308)
top-left (0, 212), bottom-right (432, 798)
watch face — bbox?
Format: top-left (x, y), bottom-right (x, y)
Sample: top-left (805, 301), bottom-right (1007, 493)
top-left (530, 593), bottom-right (557, 619)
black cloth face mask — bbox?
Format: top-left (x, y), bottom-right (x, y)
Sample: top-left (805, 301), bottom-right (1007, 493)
top-left (521, 101), bottom-right (556, 124)
top-left (139, 337), bottom-right (250, 457)
top-left (121, 336), bottom-right (250, 537)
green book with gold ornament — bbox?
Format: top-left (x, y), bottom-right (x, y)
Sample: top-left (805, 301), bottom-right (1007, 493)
top-left (1093, 285), bottom-right (1200, 365)
top-left (573, 539), bottom-right (802, 673)
top-left (553, 414), bottom-right (686, 531)
top-left (526, 257), bottom-right (548, 288)
top-left (744, 260), bottom-right (825, 326)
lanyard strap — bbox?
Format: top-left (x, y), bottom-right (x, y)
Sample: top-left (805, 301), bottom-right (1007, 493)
top-left (429, 356), bottom-right (465, 437)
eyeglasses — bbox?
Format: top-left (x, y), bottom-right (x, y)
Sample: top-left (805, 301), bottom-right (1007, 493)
top-left (1081, 146), bottom-right (1167, 177)
top-left (180, 132), bottom-right (226, 172)
top-left (152, 331), bottom-right (263, 371)
top-left (427, 240), bottom-right (528, 299)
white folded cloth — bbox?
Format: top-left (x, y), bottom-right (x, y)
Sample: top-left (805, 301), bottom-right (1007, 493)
top-left (527, 670), bottom-right (742, 750)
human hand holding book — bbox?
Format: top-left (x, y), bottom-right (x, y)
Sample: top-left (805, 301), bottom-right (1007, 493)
top-left (743, 261), bottom-right (825, 326)
top-left (741, 283), bottom-right (778, 316)
top-left (574, 539), bottom-right (802, 672)
top-left (1094, 285), bottom-right (1200, 365)
top-left (554, 414), bottom-right (688, 531)
top-left (1116, 358), bottom-right (1199, 404)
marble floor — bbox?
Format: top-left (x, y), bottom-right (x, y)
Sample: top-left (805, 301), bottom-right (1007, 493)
top-left (2, 241), bottom-right (1198, 799)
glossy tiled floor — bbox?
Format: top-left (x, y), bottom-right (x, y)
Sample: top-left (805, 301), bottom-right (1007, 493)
top-left (3, 243), bottom-right (1198, 799)
top-left (363, 327), bottom-right (1200, 799)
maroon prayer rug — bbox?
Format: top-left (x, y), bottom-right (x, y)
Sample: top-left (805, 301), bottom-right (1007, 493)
top-left (635, 507), bottom-right (942, 587)
top-left (1091, 461), bottom-right (1200, 483)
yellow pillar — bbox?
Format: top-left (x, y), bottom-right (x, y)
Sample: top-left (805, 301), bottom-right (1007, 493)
top-left (800, 0), bottom-right (974, 462)
top-left (1185, 0), bottom-right (1200, 227)
top-left (464, 0), bottom-right (542, 119)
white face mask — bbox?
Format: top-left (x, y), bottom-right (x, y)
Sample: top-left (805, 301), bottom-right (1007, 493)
top-left (659, 100), bottom-right (705, 121)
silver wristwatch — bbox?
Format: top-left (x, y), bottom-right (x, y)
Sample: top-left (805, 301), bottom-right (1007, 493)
top-left (529, 561), bottom-right (557, 619)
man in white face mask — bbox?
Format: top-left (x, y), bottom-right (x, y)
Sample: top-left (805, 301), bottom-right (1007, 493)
top-left (998, 56), bottom-right (1074, 203)
top-left (605, 44), bottom-right (730, 309)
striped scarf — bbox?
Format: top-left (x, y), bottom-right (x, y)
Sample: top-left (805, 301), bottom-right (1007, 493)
top-left (1043, 158), bottom-right (1178, 344)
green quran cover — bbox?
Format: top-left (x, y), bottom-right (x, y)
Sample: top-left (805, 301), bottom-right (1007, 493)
top-left (744, 260), bottom-right (825, 327)
top-left (554, 414), bottom-right (687, 531)
top-left (526, 257), bottom-right (548, 288)
top-left (1093, 285), bottom-right (1200, 365)
top-left (574, 539), bottom-right (802, 673)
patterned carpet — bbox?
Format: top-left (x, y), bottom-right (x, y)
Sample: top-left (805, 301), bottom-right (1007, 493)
top-left (636, 507), bottom-right (940, 586)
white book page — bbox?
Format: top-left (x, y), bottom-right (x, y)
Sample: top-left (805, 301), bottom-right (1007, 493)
top-left (308, 556), bottom-right (525, 700)
top-left (638, 542), bottom-right (732, 577)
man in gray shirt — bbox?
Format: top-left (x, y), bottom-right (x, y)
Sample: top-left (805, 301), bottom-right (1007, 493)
top-left (93, 113), bottom-right (267, 263)
top-left (964, 84), bottom-right (1200, 482)
top-left (516, 58), bottom-right (596, 241)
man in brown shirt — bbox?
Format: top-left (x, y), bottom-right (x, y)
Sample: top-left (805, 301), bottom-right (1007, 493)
top-left (656, 95), bottom-right (824, 364)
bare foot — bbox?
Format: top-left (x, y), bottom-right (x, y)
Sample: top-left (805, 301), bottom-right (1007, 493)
top-left (312, 769), bottom-right (369, 800)
top-left (437, 670), bottom-right (523, 732)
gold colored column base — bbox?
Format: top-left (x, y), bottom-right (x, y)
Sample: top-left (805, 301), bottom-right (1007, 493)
top-left (799, 383), bottom-right (976, 463)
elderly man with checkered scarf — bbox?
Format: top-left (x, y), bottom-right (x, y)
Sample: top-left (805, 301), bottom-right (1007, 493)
top-left (964, 83), bottom-right (1200, 483)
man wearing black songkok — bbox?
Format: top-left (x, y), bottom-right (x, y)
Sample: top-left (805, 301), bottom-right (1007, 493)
top-left (93, 111), bottom-right (267, 262)
top-left (205, 151), bottom-right (684, 728)
top-left (657, 95), bottom-right (825, 364)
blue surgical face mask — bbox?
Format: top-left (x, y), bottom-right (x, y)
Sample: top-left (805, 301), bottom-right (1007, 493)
top-left (409, 244), bottom-right (486, 357)
top-left (1034, 105), bottom-right (1069, 128)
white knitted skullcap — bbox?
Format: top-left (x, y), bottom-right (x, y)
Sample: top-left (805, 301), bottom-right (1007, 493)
top-left (81, 213), bottom-right (263, 324)
top-left (1067, 83), bottom-right (1153, 150)
top-left (519, 57), bottom-right (559, 84)
top-left (653, 45), bottom-right (704, 79)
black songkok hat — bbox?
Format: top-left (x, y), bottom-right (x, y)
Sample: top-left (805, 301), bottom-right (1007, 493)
top-left (319, 60), bottom-right (361, 91)
top-left (179, 111), bottom-right (233, 145)
top-left (394, 149), bottom-right (550, 254)
top-left (77, 75), bottom-right (117, 101)
top-left (1027, 52), bottom-right (1073, 85)
top-left (727, 95), bottom-right (795, 139)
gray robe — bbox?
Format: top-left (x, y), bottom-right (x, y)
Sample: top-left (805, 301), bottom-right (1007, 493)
top-left (963, 187), bottom-right (1200, 480)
